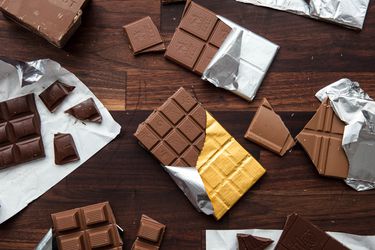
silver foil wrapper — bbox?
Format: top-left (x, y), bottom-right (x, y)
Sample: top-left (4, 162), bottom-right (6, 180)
top-left (236, 0), bottom-right (370, 30)
top-left (316, 78), bottom-right (375, 191)
top-left (202, 16), bottom-right (279, 102)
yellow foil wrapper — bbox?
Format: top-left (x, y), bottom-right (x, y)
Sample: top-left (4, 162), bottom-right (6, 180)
top-left (196, 112), bottom-right (266, 219)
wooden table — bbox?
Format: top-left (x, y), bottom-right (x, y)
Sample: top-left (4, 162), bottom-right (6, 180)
top-left (0, 0), bottom-right (375, 249)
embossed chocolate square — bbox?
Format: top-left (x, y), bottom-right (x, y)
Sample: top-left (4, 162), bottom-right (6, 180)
top-left (54, 133), bottom-right (80, 165)
top-left (39, 81), bottom-right (75, 112)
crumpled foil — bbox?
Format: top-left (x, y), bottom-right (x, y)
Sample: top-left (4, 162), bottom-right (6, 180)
top-left (163, 166), bottom-right (214, 215)
top-left (202, 16), bottom-right (279, 102)
top-left (316, 78), bottom-right (375, 191)
top-left (236, 0), bottom-right (370, 30)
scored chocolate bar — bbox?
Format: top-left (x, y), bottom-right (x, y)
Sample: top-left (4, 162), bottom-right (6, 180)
top-left (132, 214), bottom-right (166, 250)
top-left (51, 201), bottom-right (123, 250)
top-left (39, 81), bottom-right (75, 112)
top-left (165, 1), bottom-right (232, 75)
top-left (0, 93), bottom-right (45, 169)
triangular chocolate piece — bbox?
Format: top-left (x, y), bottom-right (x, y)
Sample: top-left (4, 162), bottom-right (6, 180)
top-left (245, 98), bottom-right (295, 156)
top-left (65, 98), bottom-right (102, 123)
top-left (39, 81), bottom-right (75, 112)
top-left (296, 99), bottom-right (349, 178)
top-left (237, 233), bottom-right (273, 250)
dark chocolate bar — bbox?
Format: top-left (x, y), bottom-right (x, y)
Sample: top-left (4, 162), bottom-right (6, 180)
top-left (65, 98), bottom-right (102, 124)
top-left (132, 215), bottom-right (166, 250)
top-left (54, 133), bottom-right (80, 165)
top-left (39, 81), bottom-right (75, 112)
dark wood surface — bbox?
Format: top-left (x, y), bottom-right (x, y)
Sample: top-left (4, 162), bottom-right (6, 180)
top-left (0, 0), bottom-right (375, 249)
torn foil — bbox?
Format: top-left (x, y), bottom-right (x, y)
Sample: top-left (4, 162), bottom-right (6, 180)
top-left (236, 0), bottom-right (370, 30)
top-left (202, 16), bottom-right (279, 102)
top-left (163, 166), bottom-right (214, 215)
top-left (316, 78), bottom-right (375, 191)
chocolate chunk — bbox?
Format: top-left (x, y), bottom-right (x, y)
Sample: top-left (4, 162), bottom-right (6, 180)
top-left (237, 234), bottom-right (273, 250)
top-left (245, 98), bottom-right (295, 156)
top-left (132, 215), bottom-right (166, 250)
top-left (134, 87), bottom-right (206, 167)
top-left (0, 0), bottom-right (90, 48)
top-left (161, 0), bottom-right (186, 4)
top-left (124, 16), bottom-right (165, 55)
top-left (275, 213), bottom-right (349, 250)
top-left (0, 94), bottom-right (45, 169)
top-left (54, 133), bottom-right (80, 165)
top-left (165, 1), bottom-right (231, 75)
top-left (39, 81), bottom-right (75, 112)
top-left (296, 98), bottom-right (349, 178)
top-left (51, 202), bottom-right (123, 250)
top-left (65, 98), bottom-right (102, 123)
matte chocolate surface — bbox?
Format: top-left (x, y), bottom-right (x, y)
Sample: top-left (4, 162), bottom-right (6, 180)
top-left (0, 93), bottom-right (45, 169)
top-left (54, 133), bottom-right (80, 165)
top-left (165, 1), bottom-right (232, 75)
top-left (275, 213), bottom-right (349, 250)
top-left (51, 201), bottom-right (123, 250)
top-left (39, 81), bottom-right (75, 112)
top-left (0, 0), bottom-right (90, 48)
top-left (65, 98), bottom-right (102, 123)
top-left (296, 98), bottom-right (349, 179)
top-left (132, 214), bottom-right (166, 250)
top-left (161, 0), bottom-right (186, 4)
top-left (237, 233), bottom-right (273, 250)
top-left (124, 16), bottom-right (165, 55)
top-left (245, 98), bottom-right (295, 156)
top-left (134, 87), bottom-right (206, 167)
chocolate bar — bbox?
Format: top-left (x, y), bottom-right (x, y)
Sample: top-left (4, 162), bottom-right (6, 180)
top-left (237, 234), bottom-right (273, 250)
top-left (39, 81), bottom-right (75, 112)
top-left (245, 98), bottom-right (295, 156)
top-left (124, 16), bottom-right (165, 55)
top-left (132, 215), bottom-right (166, 250)
top-left (165, 1), bottom-right (232, 75)
top-left (296, 99), bottom-right (349, 178)
top-left (0, 93), bottom-right (45, 169)
top-left (65, 98), bottom-right (102, 123)
top-left (275, 213), bottom-right (349, 250)
top-left (135, 87), bottom-right (265, 219)
top-left (51, 202), bottom-right (123, 250)
top-left (54, 133), bottom-right (80, 165)
top-left (0, 0), bottom-right (90, 48)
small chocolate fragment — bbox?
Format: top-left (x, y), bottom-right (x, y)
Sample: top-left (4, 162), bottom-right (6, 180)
top-left (237, 234), bottom-right (273, 250)
top-left (54, 133), bottom-right (80, 165)
top-left (275, 213), bottom-right (349, 250)
top-left (0, 93), bottom-right (45, 169)
top-left (0, 0), bottom-right (90, 48)
top-left (245, 98), bottom-right (295, 156)
top-left (39, 81), bottom-right (75, 112)
top-left (296, 98), bottom-right (349, 178)
top-left (51, 202), bottom-right (123, 250)
top-left (132, 214), bottom-right (166, 250)
top-left (65, 98), bottom-right (102, 123)
top-left (124, 16), bottom-right (165, 55)
top-left (161, 0), bottom-right (186, 4)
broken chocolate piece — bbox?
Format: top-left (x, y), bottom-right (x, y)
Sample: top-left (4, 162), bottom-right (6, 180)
top-left (296, 98), bottom-right (349, 178)
top-left (65, 98), bottom-right (102, 123)
top-left (245, 98), bottom-right (295, 156)
top-left (161, 0), bottom-right (186, 4)
top-left (132, 214), bottom-right (166, 250)
top-left (124, 16), bottom-right (165, 55)
top-left (39, 81), bottom-right (75, 112)
top-left (237, 234), bottom-right (273, 250)
top-left (275, 213), bottom-right (349, 250)
top-left (54, 133), bottom-right (79, 165)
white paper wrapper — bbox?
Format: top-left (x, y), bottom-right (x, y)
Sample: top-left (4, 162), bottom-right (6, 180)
top-left (206, 229), bottom-right (375, 250)
top-left (202, 16), bottom-right (279, 102)
top-left (235, 0), bottom-right (370, 30)
top-left (0, 59), bottom-right (121, 224)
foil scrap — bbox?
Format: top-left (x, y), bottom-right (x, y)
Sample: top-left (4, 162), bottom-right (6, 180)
top-left (236, 0), bottom-right (370, 30)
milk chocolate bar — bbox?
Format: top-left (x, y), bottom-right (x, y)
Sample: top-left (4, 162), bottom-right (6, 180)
top-left (165, 1), bottom-right (232, 75)
top-left (0, 93), bottom-right (45, 169)
top-left (132, 215), bottom-right (166, 250)
top-left (275, 213), bottom-right (348, 250)
top-left (65, 98), bottom-right (102, 123)
top-left (51, 202), bottom-right (123, 250)
top-left (296, 99), bottom-right (349, 178)
top-left (237, 234), bottom-right (273, 250)
top-left (0, 0), bottom-right (90, 48)
top-left (39, 81), bottom-right (75, 113)
top-left (54, 133), bottom-right (79, 165)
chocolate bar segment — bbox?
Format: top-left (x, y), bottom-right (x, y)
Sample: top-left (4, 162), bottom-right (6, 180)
top-left (275, 213), bottom-right (349, 250)
top-left (296, 98), bottom-right (349, 178)
top-left (237, 234), bottom-right (273, 250)
top-left (51, 202), bottom-right (123, 250)
top-left (132, 215), bottom-right (166, 250)
top-left (0, 0), bottom-right (90, 48)
top-left (161, 0), bottom-right (186, 4)
top-left (39, 81), bottom-right (75, 112)
top-left (65, 98), bottom-right (102, 124)
top-left (54, 133), bottom-right (80, 165)
top-left (0, 93), bottom-right (45, 169)
top-left (165, 1), bottom-right (231, 75)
